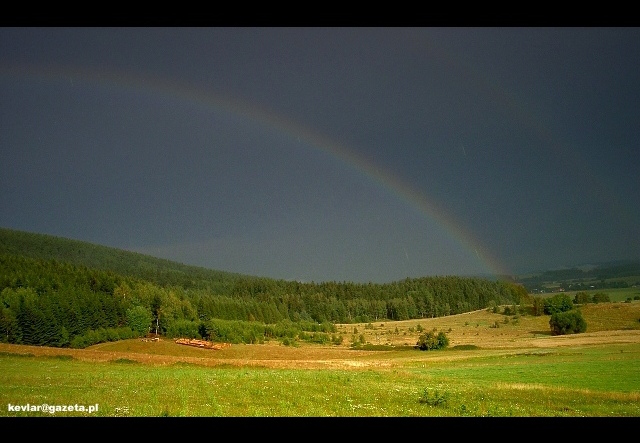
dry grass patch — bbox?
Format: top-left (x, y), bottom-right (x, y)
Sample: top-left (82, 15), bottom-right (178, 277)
top-left (580, 302), bottom-right (640, 332)
top-left (336, 302), bottom-right (640, 350)
top-left (1, 302), bottom-right (638, 370)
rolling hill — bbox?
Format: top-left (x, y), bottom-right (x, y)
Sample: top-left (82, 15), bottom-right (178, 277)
top-left (0, 227), bottom-right (249, 291)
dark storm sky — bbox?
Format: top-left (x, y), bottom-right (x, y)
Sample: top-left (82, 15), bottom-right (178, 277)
top-left (1, 27), bottom-right (638, 283)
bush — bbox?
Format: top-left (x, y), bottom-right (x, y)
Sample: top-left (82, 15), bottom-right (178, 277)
top-left (416, 331), bottom-right (449, 350)
top-left (307, 332), bottom-right (330, 344)
top-left (70, 335), bottom-right (88, 349)
top-left (105, 328), bottom-right (120, 342)
top-left (592, 292), bottom-right (611, 303)
top-left (532, 297), bottom-right (545, 316)
top-left (544, 294), bottom-right (574, 315)
top-left (418, 388), bottom-right (449, 406)
top-left (549, 310), bottom-right (587, 335)
top-left (281, 337), bottom-right (296, 346)
top-left (573, 291), bottom-right (592, 304)
top-left (67, 326), bottom-right (138, 349)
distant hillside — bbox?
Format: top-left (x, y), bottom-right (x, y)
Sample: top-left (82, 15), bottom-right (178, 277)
top-left (515, 260), bottom-right (640, 293)
top-left (4, 227), bottom-right (637, 297)
top-left (0, 227), bottom-right (248, 291)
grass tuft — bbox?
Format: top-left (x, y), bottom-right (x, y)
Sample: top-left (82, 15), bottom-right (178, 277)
top-left (111, 358), bottom-right (138, 364)
top-left (418, 388), bottom-right (449, 407)
top-left (44, 354), bottom-right (74, 360)
top-left (0, 351), bottom-right (35, 358)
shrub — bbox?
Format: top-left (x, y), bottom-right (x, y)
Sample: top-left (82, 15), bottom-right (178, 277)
top-left (273, 320), bottom-right (299, 339)
top-left (532, 297), bottom-right (545, 316)
top-left (549, 310), bottom-right (587, 335)
top-left (543, 294), bottom-right (574, 315)
top-left (66, 327), bottom-right (138, 348)
top-left (418, 388), bottom-right (449, 406)
top-left (592, 292), bottom-right (611, 303)
top-left (105, 328), bottom-right (120, 342)
top-left (416, 330), bottom-right (449, 350)
top-left (306, 332), bottom-right (329, 344)
top-left (70, 335), bottom-right (88, 349)
top-left (573, 291), bottom-right (592, 304)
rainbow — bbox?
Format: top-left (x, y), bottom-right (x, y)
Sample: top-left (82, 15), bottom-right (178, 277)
top-left (1, 62), bottom-right (512, 277)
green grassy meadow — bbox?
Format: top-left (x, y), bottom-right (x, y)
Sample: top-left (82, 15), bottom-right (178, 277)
top-left (2, 301), bottom-right (640, 417)
top-left (1, 343), bottom-right (639, 417)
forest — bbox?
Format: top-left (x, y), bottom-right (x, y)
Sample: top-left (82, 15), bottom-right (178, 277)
top-left (0, 228), bottom-right (527, 348)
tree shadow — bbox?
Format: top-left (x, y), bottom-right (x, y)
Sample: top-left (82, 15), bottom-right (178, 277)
top-left (530, 330), bottom-right (552, 336)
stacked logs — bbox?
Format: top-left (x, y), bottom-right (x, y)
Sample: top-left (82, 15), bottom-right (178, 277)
top-left (174, 338), bottom-right (231, 350)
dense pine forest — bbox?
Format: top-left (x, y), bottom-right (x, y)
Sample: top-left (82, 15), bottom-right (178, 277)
top-left (0, 228), bottom-right (527, 348)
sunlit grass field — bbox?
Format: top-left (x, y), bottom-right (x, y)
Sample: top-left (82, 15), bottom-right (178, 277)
top-left (1, 300), bottom-right (639, 417)
top-left (1, 344), bottom-right (639, 417)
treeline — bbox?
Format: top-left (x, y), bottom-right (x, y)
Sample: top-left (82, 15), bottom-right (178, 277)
top-left (0, 230), bottom-right (526, 349)
top-left (220, 276), bottom-right (527, 323)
